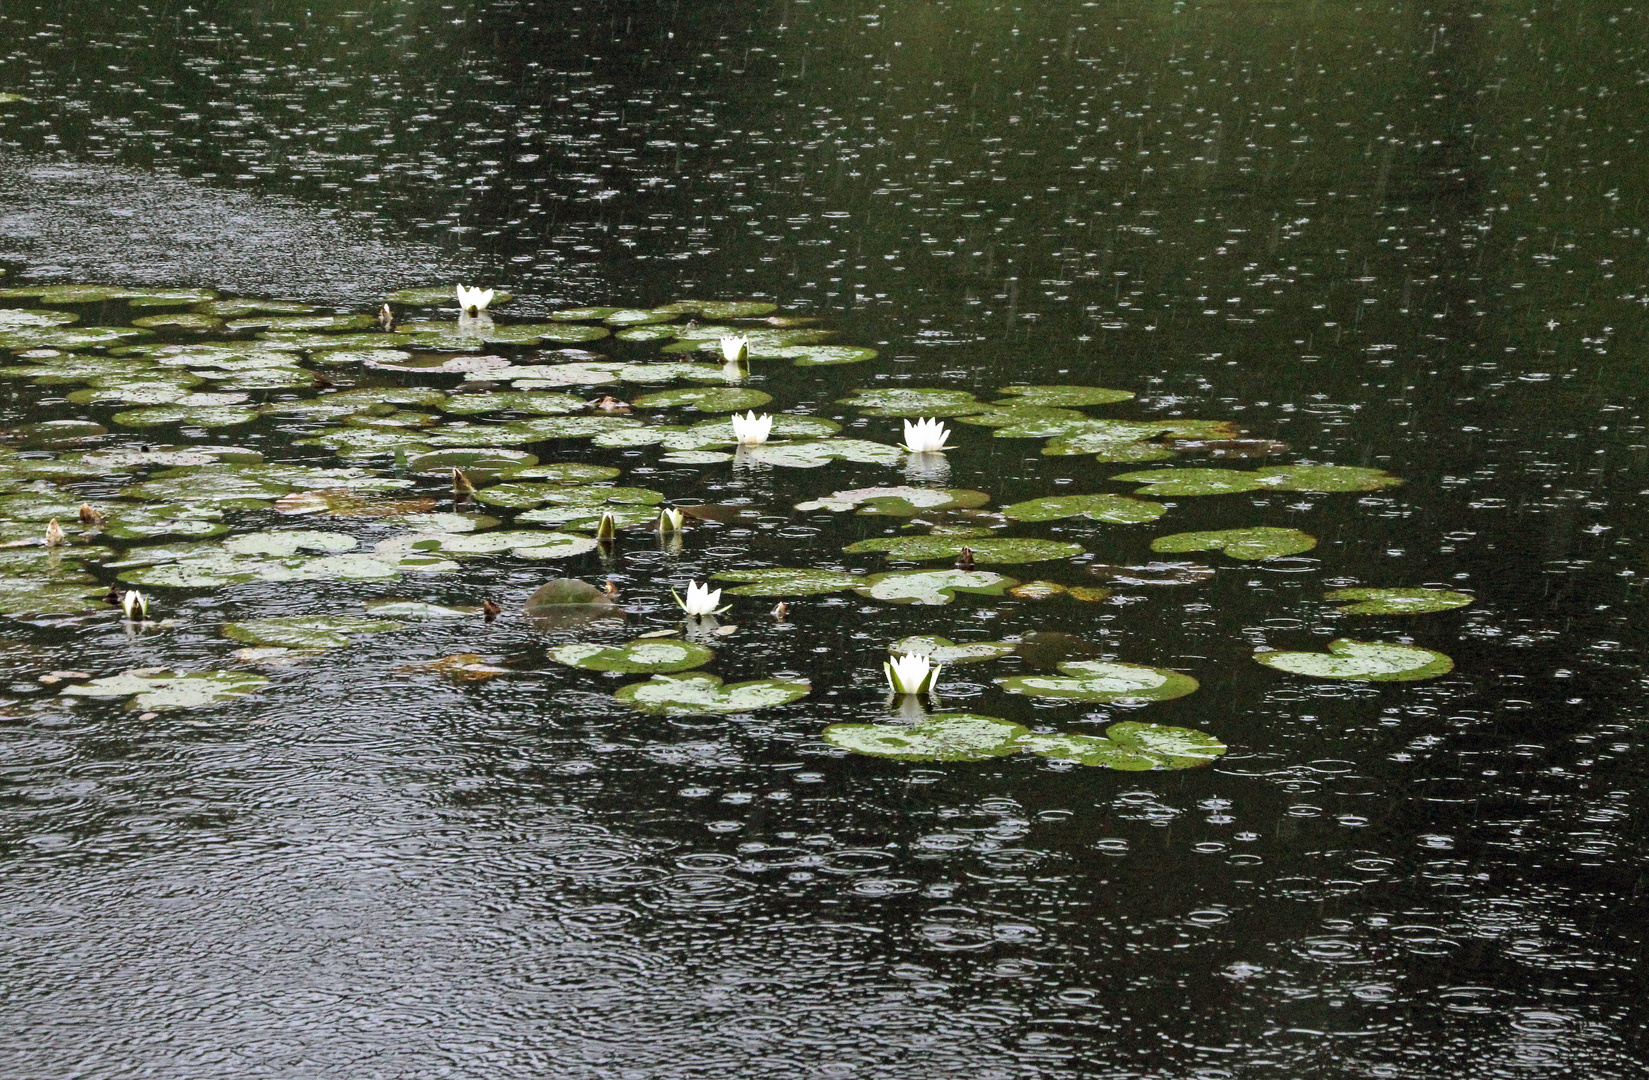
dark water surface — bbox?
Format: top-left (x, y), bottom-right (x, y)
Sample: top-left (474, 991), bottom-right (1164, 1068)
top-left (1, 1), bottom-right (1647, 1076)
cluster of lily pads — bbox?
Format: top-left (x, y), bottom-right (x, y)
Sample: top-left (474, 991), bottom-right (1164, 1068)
top-left (0, 282), bottom-right (1471, 768)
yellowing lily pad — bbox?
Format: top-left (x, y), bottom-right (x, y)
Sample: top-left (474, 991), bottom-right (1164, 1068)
top-left (1324, 588), bottom-right (1474, 615)
top-left (1151, 528), bottom-right (1317, 561)
top-left (997, 660), bottom-right (1199, 704)
top-left (61, 668), bottom-right (270, 711)
top-left (551, 638), bottom-right (715, 673)
top-left (1000, 494), bottom-right (1165, 524)
top-left (614, 672), bottom-right (810, 715)
top-left (1021, 722), bottom-right (1226, 770)
top-left (1253, 639), bottom-right (1454, 681)
top-left (823, 714), bottom-right (1030, 762)
top-left (844, 536), bottom-right (1083, 564)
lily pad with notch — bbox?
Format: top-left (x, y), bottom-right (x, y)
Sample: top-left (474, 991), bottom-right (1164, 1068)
top-left (614, 672), bottom-right (810, 715)
top-left (823, 714), bottom-right (1031, 762)
top-left (1324, 588), bottom-right (1474, 615)
top-left (889, 636), bottom-right (1016, 664)
top-left (1151, 527), bottom-right (1317, 561)
top-left (854, 569), bottom-right (1018, 605)
top-left (1253, 639), bottom-right (1454, 682)
top-left (1115, 465), bottom-right (1404, 496)
top-left (1021, 722), bottom-right (1226, 770)
top-left (61, 668), bottom-right (271, 712)
top-left (797, 486), bottom-right (990, 516)
top-left (632, 387), bottom-right (773, 412)
top-left (1000, 493), bottom-right (1165, 525)
top-left (998, 660), bottom-right (1200, 704)
top-left (221, 616), bottom-right (405, 650)
top-left (993, 385), bottom-right (1136, 408)
top-left (833, 388), bottom-right (985, 418)
top-left (551, 638), bottom-right (714, 673)
top-left (844, 536), bottom-right (1084, 564)
top-left (712, 568), bottom-right (863, 597)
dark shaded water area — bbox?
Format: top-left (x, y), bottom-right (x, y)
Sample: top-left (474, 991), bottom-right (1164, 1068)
top-left (0, 0), bottom-right (1647, 1076)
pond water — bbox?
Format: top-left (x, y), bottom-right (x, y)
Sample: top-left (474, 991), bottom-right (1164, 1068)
top-left (0, 1), bottom-right (1646, 1076)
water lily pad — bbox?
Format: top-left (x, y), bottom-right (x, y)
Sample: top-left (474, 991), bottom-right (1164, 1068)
top-left (110, 405), bottom-right (259, 428)
top-left (616, 325), bottom-right (681, 342)
top-left (1021, 722), bottom-right (1226, 770)
top-left (775, 345), bottom-right (879, 367)
top-left (952, 406), bottom-right (1090, 431)
top-left (823, 714), bottom-right (1030, 762)
top-left (667, 301), bottom-right (779, 319)
top-left (796, 486), bottom-right (990, 516)
top-left (115, 288), bottom-right (218, 307)
top-left (0, 326), bottom-right (152, 350)
top-left (0, 285), bottom-right (119, 304)
top-left (1000, 494), bottom-right (1166, 524)
top-left (405, 448), bottom-right (539, 476)
top-left (375, 530), bottom-right (599, 561)
top-left (0, 309), bottom-right (79, 331)
top-left (604, 309), bottom-right (681, 327)
top-left (194, 299), bottom-right (316, 318)
top-left (632, 387), bottom-right (773, 412)
top-left (130, 313), bottom-right (225, 332)
top-left (832, 387), bottom-right (985, 418)
top-left (437, 391), bottom-right (585, 416)
top-left (1115, 465), bottom-right (1404, 496)
top-left (997, 660), bottom-right (1200, 704)
top-left (854, 569), bottom-right (1018, 605)
top-left (101, 504), bottom-right (229, 541)
top-left (0, 573), bottom-right (108, 616)
top-left (739, 440), bottom-right (905, 468)
top-left (1253, 639), bottom-right (1455, 681)
top-left (524, 577), bottom-right (615, 611)
top-left (712, 568), bottom-right (863, 597)
top-left (889, 636), bottom-right (1016, 664)
top-left (221, 616), bottom-right (405, 649)
top-left (61, 668), bottom-right (270, 711)
top-left (1324, 588), bottom-right (1475, 615)
top-left (614, 672), bottom-right (810, 715)
top-left (551, 638), bottom-right (714, 673)
top-left (228, 314), bottom-right (377, 333)
top-left (120, 472), bottom-right (294, 505)
top-left (993, 385), bottom-right (1136, 408)
top-left (363, 600), bottom-right (474, 619)
top-left (506, 463), bottom-right (622, 484)
top-left (474, 483), bottom-right (662, 510)
top-left (272, 490), bottom-right (441, 519)
top-left (1151, 527), bottom-right (1317, 561)
top-left (515, 505), bottom-right (660, 531)
top-left (844, 536), bottom-right (1084, 564)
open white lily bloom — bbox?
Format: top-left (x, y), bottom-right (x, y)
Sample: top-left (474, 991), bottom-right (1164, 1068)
top-left (885, 652), bottom-right (941, 696)
top-left (456, 284), bottom-right (494, 315)
top-left (672, 581), bottom-right (728, 617)
top-left (719, 335), bottom-right (750, 363)
top-left (658, 507), bottom-right (686, 533)
top-left (121, 589), bottom-right (149, 621)
top-left (901, 417), bottom-right (951, 454)
top-left (731, 411), bottom-right (774, 447)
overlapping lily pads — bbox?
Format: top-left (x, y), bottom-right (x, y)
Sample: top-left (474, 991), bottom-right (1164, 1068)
top-left (1151, 527), bottom-right (1317, 561)
top-left (993, 385), bottom-right (1135, 407)
top-left (1253, 639), bottom-right (1454, 681)
top-left (614, 672), bottom-right (811, 714)
top-left (1020, 722), bottom-right (1226, 770)
top-left (834, 388), bottom-right (985, 418)
top-left (61, 668), bottom-right (270, 711)
top-left (997, 660), bottom-right (1199, 704)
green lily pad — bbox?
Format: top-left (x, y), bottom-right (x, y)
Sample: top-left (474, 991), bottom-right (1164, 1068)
top-left (616, 325), bottom-right (681, 342)
top-left (712, 568), bottom-right (863, 597)
top-left (227, 314), bottom-right (376, 333)
top-left (952, 406), bottom-right (1090, 431)
top-left (61, 668), bottom-right (271, 711)
top-left (665, 301), bottom-right (779, 320)
top-left (293, 429), bottom-right (434, 458)
top-left (514, 505), bottom-right (660, 531)
top-left (833, 387), bottom-right (984, 418)
top-left (739, 440), bottom-right (905, 468)
top-left (473, 483), bottom-right (662, 510)
top-left (632, 387), bottom-right (773, 412)
top-left (823, 714), bottom-right (1030, 762)
top-left (1021, 722), bottom-right (1226, 770)
top-left (1253, 639), bottom-right (1454, 682)
top-left (551, 638), bottom-right (715, 673)
top-left (1115, 465), bottom-right (1404, 496)
top-left (101, 504), bottom-right (229, 541)
top-left (221, 616), bottom-right (405, 649)
top-left (111, 405), bottom-right (259, 428)
top-left (115, 288), bottom-right (218, 307)
top-left (130, 313), bottom-right (225, 332)
top-left (1324, 588), bottom-right (1475, 615)
top-left (776, 345), bottom-right (880, 367)
top-left (193, 299), bottom-right (316, 318)
top-left (0, 309), bottom-right (79, 330)
top-left (505, 463), bottom-right (622, 484)
top-left (796, 486), bottom-right (990, 516)
top-left (604, 309), bottom-right (680, 327)
top-left (436, 391), bottom-right (586, 416)
top-left (889, 636), bottom-right (1017, 664)
top-left (993, 385), bottom-right (1136, 408)
top-left (374, 530), bottom-right (599, 561)
top-left (0, 574), bottom-right (109, 616)
top-left (258, 332), bottom-right (420, 352)
top-left (854, 569), bottom-right (1018, 605)
top-left (0, 285), bottom-right (119, 304)
top-left (1000, 494), bottom-right (1166, 524)
top-left (1151, 527), bottom-right (1317, 561)
top-left (614, 672), bottom-right (811, 715)
top-left (0, 326), bottom-right (152, 350)
top-left (844, 536), bottom-right (1084, 564)
top-left (997, 660), bottom-right (1200, 704)
top-left (120, 472), bottom-right (294, 505)
top-left (405, 448), bottom-right (538, 475)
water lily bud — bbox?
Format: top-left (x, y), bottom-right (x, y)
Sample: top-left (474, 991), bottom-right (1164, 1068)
top-left (452, 467), bottom-right (476, 498)
top-left (595, 512), bottom-right (618, 542)
top-left (44, 519), bottom-right (65, 547)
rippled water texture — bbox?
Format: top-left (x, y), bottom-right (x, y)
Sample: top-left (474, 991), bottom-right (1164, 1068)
top-left (0, 1), bottom-right (1647, 1076)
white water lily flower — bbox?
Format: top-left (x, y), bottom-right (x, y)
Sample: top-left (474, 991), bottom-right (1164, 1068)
top-left (884, 652), bottom-right (940, 696)
top-left (901, 418), bottom-right (951, 454)
top-left (456, 284), bottom-right (494, 314)
top-left (731, 410), bottom-right (774, 446)
top-left (121, 589), bottom-right (149, 621)
top-left (719, 335), bottom-right (750, 362)
top-left (658, 507), bottom-right (686, 533)
top-left (672, 581), bottom-right (728, 617)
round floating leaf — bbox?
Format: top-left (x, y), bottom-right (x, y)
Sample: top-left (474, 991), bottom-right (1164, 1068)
top-left (1253, 639), bottom-right (1454, 682)
top-left (889, 636), bottom-right (1016, 664)
top-left (632, 387), bottom-right (773, 412)
top-left (689, 414), bottom-right (841, 441)
top-left (616, 325), bottom-right (680, 342)
top-left (796, 486), bottom-right (990, 516)
top-left (604, 309), bottom-right (680, 327)
top-left (474, 483), bottom-right (662, 510)
top-left (221, 616), bottom-right (405, 650)
top-left (1021, 722), bottom-right (1227, 770)
top-left (994, 385), bottom-right (1136, 407)
top-left (551, 638), bottom-right (714, 673)
top-left (1324, 588), bottom-right (1475, 615)
top-left (952, 406), bottom-right (1090, 431)
top-left (1110, 468), bottom-right (1265, 496)
top-left (376, 529), bottom-right (599, 561)
top-left (515, 505), bottom-right (659, 531)
top-left (194, 299), bottom-right (315, 318)
top-left (0, 309), bottom-right (78, 331)
top-left (1259, 465), bottom-right (1406, 492)
top-left (130, 313), bottom-right (225, 332)
top-left (855, 570), bottom-right (1018, 605)
top-left (525, 577), bottom-right (615, 611)
top-left (506, 463), bottom-right (622, 484)
top-left (1151, 528), bottom-right (1317, 561)
top-left (739, 440), bottom-right (906, 468)
top-left (998, 660), bottom-right (1200, 704)
top-left (61, 668), bottom-right (270, 711)
top-left (712, 568), bottom-right (862, 597)
top-left (549, 307), bottom-right (617, 321)
top-left (615, 672), bottom-right (810, 715)
top-left (776, 345), bottom-right (879, 367)
top-left (823, 714), bottom-right (1030, 762)
top-left (844, 536), bottom-right (1084, 564)
top-left (121, 472), bottom-right (293, 505)
top-left (363, 600), bottom-right (473, 619)
top-left (102, 505), bottom-right (229, 541)
top-left (671, 301), bottom-right (779, 319)
top-left (405, 448), bottom-right (539, 475)
top-left (111, 405), bottom-right (259, 428)
top-left (0, 574), bottom-right (108, 616)
top-left (833, 388), bottom-right (985, 418)
top-left (437, 391), bottom-right (585, 416)
top-left (1116, 465), bottom-right (1404, 496)
top-left (1000, 494), bottom-right (1165, 525)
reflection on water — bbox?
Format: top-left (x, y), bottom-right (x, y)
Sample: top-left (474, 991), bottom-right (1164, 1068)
top-left (0, 0), bottom-right (1647, 1077)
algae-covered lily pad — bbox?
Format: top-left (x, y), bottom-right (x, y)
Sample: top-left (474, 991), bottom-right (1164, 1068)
top-left (221, 616), bottom-right (405, 649)
top-left (997, 660), bottom-right (1199, 704)
top-left (1253, 639), bottom-right (1454, 682)
top-left (889, 636), bottom-right (1017, 664)
top-left (844, 536), bottom-right (1083, 564)
top-left (632, 386), bottom-right (773, 412)
top-left (854, 569), bottom-right (1018, 605)
top-left (1115, 465), bottom-right (1404, 496)
top-left (1324, 588), bottom-right (1474, 615)
top-left (1000, 494), bottom-right (1165, 525)
top-left (1151, 527), bottom-right (1317, 561)
top-left (712, 568), bottom-right (862, 597)
top-left (796, 486), bottom-right (990, 516)
top-left (823, 714), bottom-right (1030, 762)
top-left (61, 668), bottom-right (270, 711)
top-left (1021, 722), bottom-right (1226, 770)
top-left (833, 388), bottom-right (985, 418)
top-left (551, 638), bottom-right (714, 673)
top-left (615, 671), bottom-right (810, 715)
top-left (994, 385), bottom-right (1136, 407)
